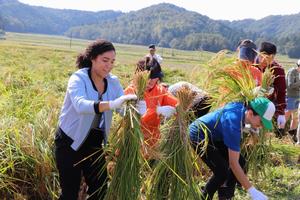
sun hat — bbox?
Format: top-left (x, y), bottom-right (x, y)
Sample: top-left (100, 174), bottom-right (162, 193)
top-left (249, 97), bottom-right (275, 130)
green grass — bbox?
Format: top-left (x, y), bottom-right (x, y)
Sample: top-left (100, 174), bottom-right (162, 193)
top-left (0, 32), bottom-right (299, 199)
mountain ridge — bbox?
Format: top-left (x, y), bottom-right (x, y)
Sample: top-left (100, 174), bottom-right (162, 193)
top-left (1, 1), bottom-right (300, 57)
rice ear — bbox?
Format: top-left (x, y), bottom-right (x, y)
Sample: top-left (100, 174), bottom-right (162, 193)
top-left (207, 60), bottom-right (257, 109)
top-left (148, 86), bottom-right (204, 199)
top-left (133, 71), bottom-right (149, 100)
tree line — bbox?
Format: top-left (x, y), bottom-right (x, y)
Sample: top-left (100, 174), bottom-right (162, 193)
top-left (1, 1), bottom-right (300, 58)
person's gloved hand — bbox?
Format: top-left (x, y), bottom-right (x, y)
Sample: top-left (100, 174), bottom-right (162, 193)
top-left (247, 186), bottom-right (268, 200)
top-left (277, 115), bottom-right (286, 128)
top-left (109, 94), bottom-right (137, 110)
top-left (156, 106), bottom-right (176, 118)
top-left (253, 86), bottom-right (274, 97)
top-left (136, 100), bottom-right (147, 115)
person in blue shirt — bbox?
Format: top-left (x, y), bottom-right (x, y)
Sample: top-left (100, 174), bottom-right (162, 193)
top-left (189, 97), bottom-right (275, 200)
top-left (54, 39), bottom-right (137, 200)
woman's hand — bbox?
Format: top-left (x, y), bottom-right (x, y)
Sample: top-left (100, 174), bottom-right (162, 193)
top-left (109, 94), bottom-right (137, 110)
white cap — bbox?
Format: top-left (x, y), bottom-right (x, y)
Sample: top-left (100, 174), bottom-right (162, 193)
top-left (297, 59), bottom-right (300, 66)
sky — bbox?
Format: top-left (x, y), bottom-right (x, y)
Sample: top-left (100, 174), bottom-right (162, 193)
top-left (18, 0), bottom-right (300, 21)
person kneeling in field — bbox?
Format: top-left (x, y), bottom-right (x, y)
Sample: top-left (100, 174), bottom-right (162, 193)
top-left (189, 97), bottom-right (274, 200)
top-left (124, 57), bottom-right (178, 158)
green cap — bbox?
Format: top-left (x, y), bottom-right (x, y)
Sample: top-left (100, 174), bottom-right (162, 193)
top-left (249, 97), bottom-right (275, 130)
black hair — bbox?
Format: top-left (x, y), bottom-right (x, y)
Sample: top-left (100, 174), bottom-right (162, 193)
top-left (237, 39), bottom-right (257, 63)
top-left (135, 57), bottom-right (163, 81)
top-left (76, 39), bottom-right (115, 69)
top-left (259, 42), bottom-right (277, 55)
top-left (237, 39), bottom-right (256, 50)
top-left (146, 57), bottom-right (163, 81)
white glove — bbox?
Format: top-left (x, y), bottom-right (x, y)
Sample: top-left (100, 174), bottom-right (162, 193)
top-left (277, 115), bottom-right (286, 128)
top-left (156, 106), bottom-right (176, 118)
top-left (247, 186), bottom-right (268, 200)
top-left (109, 94), bottom-right (137, 110)
top-left (136, 100), bottom-right (147, 115)
top-left (253, 86), bottom-right (274, 97)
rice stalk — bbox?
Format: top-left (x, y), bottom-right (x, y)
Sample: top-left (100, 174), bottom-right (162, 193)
top-left (104, 102), bottom-right (144, 200)
top-left (148, 86), bottom-right (203, 200)
top-left (104, 70), bottom-right (147, 200)
top-left (206, 60), bottom-right (257, 109)
top-left (253, 67), bottom-right (275, 97)
top-left (241, 129), bottom-right (272, 180)
top-left (133, 71), bottom-right (149, 100)
top-left (0, 108), bottom-right (59, 199)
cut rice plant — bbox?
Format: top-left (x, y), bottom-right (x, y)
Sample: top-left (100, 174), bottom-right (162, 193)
top-left (148, 86), bottom-right (203, 200)
top-left (261, 67), bottom-right (275, 90)
top-left (253, 67), bottom-right (276, 98)
top-left (104, 106), bottom-right (144, 200)
top-left (206, 60), bottom-right (257, 109)
top-left (133, 70), bottom-right (149, 100)
top-left (241, 128), bottom-right (272, 180)
top-left (104, 71), bottom-right (147, 200)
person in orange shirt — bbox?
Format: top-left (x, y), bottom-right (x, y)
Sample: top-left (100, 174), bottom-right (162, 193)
top-left (237, 39), bottom-right (262, 86)
top-left (124, 58), bottom-right (178, 155)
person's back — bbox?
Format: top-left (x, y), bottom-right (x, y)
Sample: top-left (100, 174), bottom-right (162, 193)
top-left (168, 81), bottom-right (211, 118)
top-left (286, 64), bottom-right (300, 98)
top-left (190, 102), bottom-right (245, 151)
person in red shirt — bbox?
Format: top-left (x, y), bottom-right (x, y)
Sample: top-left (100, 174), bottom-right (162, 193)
top-left (124, 58), bottom-right (178, 158)
top-left (256, 42), bottom-right (287, 138)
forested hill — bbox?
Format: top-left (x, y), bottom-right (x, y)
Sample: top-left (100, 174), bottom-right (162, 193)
top-left (1, 0), bottom-right (300, 57)
top-left (67, 3), bottom-right (246, 52)
top-left (222, 13), bottom-right (300, 57)
top-left (0, 0), bottom-right (122, 34)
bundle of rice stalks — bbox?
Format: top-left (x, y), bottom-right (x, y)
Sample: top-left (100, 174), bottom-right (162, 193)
top-left (253, 67), bottom-right (275, 97)
top-left (104, 71), bottom-right (148, 200)
top-left (148, 86), bottom-right (203, 200)
top-left (261, 67), bottom-right (275, 90)
top-left (133, 71), bottom-right (149, 100)
top-left (241, 128), bottom-right (272, 180)
top-left (206, 60), bottom-right (257, 109)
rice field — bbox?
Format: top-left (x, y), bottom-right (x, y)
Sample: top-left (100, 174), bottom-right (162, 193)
top-left (0, 32), bottom-right (299, 200)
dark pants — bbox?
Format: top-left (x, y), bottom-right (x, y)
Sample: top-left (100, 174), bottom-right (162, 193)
top-left (55, 128), bottom-right (107, 200)
top-left (193, 139), bottom-right (246, 200)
